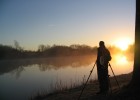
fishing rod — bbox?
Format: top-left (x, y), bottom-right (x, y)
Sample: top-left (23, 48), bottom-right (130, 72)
top-left (78, 61), bottom-right (96, 100)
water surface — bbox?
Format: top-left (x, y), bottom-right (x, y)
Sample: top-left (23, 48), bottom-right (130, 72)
top-left (0, 55), bottom-right (133, 100)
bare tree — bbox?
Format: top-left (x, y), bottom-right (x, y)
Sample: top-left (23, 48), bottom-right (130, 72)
top-left (38, 44), bottom-right (47, 52)
top-left (14, 40), bottom-right (23, 51)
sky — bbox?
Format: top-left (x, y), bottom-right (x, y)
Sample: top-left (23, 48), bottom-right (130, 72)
top-left (0, 0), bottom-right (135, 50)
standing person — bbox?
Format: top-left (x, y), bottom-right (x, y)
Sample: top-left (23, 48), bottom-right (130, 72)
top-left (96, 41), bottom-right (111, 94)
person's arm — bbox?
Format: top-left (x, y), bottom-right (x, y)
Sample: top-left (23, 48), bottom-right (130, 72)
top-left (97, 48), bottom-right (100, 63)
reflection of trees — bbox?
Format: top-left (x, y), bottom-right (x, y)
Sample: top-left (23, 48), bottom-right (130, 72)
top-left (11, 66), bottom-right (25, 79)
top-left (0, 46), bottom-right (134, 75)
top-left (37, 55), bottom-right (96, 71)
top-left (0, 55), bottom-right (96, 74)
top-left (38, 64), bottom-right (57, 71)
top-left (0, 50), bottom-right (134, 75)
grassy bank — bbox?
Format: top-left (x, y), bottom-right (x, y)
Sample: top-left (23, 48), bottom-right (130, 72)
top-left (31, 73), bottom-right (132, 100)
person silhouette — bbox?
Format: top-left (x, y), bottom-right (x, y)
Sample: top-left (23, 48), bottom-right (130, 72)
top-left (96, 41), bottom-right (111, 94)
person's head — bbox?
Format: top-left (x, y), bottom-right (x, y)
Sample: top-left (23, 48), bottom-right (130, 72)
top-left (99, 41), bottom-right (105, 47)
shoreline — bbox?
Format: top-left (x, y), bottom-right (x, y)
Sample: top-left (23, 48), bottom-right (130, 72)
top-left (32, 72), bottom-right (132, 100)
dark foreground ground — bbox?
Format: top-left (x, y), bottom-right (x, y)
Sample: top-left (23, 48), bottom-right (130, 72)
top-left (32, 73), bottom-right (140, 100)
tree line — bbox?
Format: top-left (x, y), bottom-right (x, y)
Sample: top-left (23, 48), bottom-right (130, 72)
top-left (0, 41), bottom-right (98, 59)
top-left (0, 41), bottom-right (134, 60)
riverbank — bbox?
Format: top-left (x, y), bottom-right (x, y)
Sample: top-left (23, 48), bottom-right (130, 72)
top-left (32, 73), bottom-right (132, 100)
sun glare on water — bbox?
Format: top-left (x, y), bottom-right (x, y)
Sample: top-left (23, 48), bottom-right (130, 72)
top-left (113, 38), bottom-right (133, 51)
top-left (114, 54), bottom-right (128, 64)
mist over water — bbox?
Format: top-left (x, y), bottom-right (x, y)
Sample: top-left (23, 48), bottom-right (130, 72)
top-left (0, 54), bottom-right (133, 100)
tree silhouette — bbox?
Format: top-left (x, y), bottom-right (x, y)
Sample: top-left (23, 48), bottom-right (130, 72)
top-left (38, 44), bottom-right (47, 52)
top-left (131, 0), bottom-right (140, 87)
top-left (14, 40), bottom-right (23, 51)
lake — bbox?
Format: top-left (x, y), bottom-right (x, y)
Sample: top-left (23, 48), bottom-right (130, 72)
top-left (0, 55), bottom-right (133, 100)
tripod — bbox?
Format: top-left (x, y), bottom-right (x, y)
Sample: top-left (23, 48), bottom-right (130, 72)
top-left (77, 61), bottom-right (96, 100)
top-left (109, 63), bottom-right (121, 89)
top-left (77, 62), bottom-right (120, 100)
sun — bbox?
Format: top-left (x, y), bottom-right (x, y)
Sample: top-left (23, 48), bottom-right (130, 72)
top-left (113, 38), bottom-right (133, 51)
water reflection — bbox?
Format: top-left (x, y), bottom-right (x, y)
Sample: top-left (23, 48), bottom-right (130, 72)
top-left (0, 53), bottom-right (134, 76)
top-left (0, 54), bottom-right (133, 100)
top-left (114, 54), bottom-right (128, 64)
top-left (109, 53), bottom-right (134, 76)
top-left (0, 55), bottom-right (96, 75)
top-left (10, 66), bottom-right (25, 79)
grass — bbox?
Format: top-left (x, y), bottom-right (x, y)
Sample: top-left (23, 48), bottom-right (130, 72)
top-left (31, 73), bottom-right (132, 100)
top-left (30, 75), bottom-right (94, 100)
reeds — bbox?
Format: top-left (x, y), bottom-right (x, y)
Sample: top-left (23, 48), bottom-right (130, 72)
top-left (30, 75), bottom-right (96, 100)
